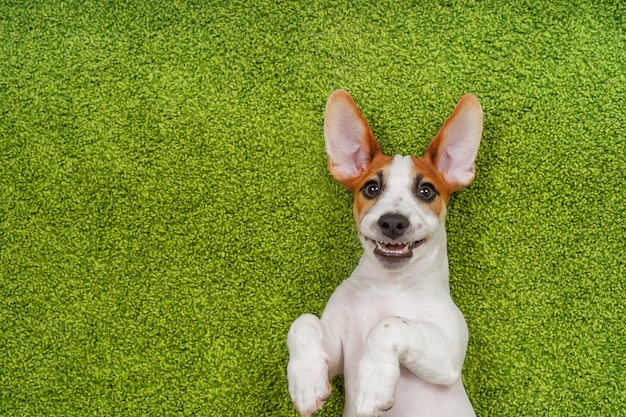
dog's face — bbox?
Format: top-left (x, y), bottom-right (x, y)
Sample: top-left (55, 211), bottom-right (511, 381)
top-left (352, 154), bottom-right (451, 269)
top-left (324, 90), bottom-right (483, 270)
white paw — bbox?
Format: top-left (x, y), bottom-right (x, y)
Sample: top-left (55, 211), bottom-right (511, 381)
top-left (355, 355), bottom-right (400, 417)
top-left (288, 353), bottom-right (332, 417)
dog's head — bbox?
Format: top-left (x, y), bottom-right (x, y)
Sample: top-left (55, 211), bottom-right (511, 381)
top-left (324, 90), bottom-right (482, 270)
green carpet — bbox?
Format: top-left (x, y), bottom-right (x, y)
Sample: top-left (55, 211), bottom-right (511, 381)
top-left (1, 0), bottom-right (625, 415)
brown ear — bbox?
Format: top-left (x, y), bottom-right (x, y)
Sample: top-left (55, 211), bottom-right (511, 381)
top-left (324, 90), bottom-right (382, 189)
top-left (424, 94), bottom-right (483, 192)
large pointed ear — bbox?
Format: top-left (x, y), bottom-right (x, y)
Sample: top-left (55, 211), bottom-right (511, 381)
top-left (425, 94), bottom-right (483, 192)
top-left (324, 90), bottom-right (382, 189)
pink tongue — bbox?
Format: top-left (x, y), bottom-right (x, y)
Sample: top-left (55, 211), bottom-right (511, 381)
top-left (386, 244), bottom-right (405, 250)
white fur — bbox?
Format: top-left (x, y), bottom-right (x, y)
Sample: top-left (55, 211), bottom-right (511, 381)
top-left (288, 91), bottom-right (481, 417)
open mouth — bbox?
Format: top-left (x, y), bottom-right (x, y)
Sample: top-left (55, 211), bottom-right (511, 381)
top-left (372, 239), bottom-right (426, 259)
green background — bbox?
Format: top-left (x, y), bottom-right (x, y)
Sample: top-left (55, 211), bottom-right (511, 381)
top-left (1, 0), bottom-right (624, 415)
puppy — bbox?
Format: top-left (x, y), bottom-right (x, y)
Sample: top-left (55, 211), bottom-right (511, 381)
top-left (287, 90), bottom-right (482, 417)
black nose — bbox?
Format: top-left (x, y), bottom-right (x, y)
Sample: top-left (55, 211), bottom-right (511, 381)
top-left (378, 213), bottom-right (409, 240)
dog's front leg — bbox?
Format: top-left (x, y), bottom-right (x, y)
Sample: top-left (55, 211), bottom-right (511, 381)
top-left (355, 315), bottom-right (467, 417)
top-left (287, 313), bottom-right (343, 417)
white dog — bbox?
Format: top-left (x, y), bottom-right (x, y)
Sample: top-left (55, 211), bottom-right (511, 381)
top-left (287, 90), bottom-right (482, 417)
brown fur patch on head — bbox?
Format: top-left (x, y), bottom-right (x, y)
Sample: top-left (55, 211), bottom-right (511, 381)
top-left (350, 154), bottom-right (393, 225)
top-left (349, 153), bottom-right (455, 225)
top-left (411, 156), bottom-right (452, 219)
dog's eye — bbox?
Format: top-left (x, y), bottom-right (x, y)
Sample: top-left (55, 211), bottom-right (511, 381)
top-left (417, 183), bottom-right (437, 202)
top-left (361, 180), bottom-right (381, 199)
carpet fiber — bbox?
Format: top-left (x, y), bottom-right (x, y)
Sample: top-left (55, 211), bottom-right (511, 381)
top-left (1, 0), bottom-right (625, 415)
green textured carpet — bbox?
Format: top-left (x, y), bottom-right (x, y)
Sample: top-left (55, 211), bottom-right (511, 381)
top-left (1, 0), bottom-right (625, 415)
